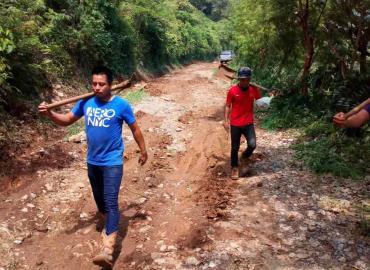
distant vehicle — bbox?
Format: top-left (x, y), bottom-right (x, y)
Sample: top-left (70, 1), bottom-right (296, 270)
top-left (219, 50), bottom-right (235, 64)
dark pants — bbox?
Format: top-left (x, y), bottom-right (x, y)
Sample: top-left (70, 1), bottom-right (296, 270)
top-left (230, 124), bottom-right (256, 167)
top-left (87, 164), bottom-right (123, 235)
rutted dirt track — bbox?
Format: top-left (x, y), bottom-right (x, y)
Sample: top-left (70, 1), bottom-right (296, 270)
top-left (0, 63), bottom-right (369, 270)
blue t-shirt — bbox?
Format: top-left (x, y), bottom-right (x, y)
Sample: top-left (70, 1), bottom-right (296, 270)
top-left (71, 96), bottom-right (136, 166)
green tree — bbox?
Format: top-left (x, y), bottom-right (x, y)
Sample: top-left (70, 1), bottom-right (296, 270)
top-left (190, 0), bottom-right (229, 21)
top-left (0, 26), bottom-right (15, 95)
top-left (0, 0), bottom-right (222, 110)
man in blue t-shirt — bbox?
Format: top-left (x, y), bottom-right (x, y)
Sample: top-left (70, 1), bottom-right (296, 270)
top-left (38, 66), bottom-right (148, 268)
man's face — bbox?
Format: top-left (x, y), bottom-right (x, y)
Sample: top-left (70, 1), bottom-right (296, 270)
top-left (238, 78), bottom-right (250, 90)
top-left (92, 74), bottom-right (111, 99)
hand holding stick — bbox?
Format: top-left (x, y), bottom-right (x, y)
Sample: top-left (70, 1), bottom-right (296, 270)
top-left (333, 98), bottom-right (370, 128)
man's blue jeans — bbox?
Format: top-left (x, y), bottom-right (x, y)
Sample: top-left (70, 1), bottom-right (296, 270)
top-left (87, 164), bottom-right (123, 235)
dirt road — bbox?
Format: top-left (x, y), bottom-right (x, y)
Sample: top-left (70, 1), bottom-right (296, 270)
top-left (0, 63), bottom-right (368, 270)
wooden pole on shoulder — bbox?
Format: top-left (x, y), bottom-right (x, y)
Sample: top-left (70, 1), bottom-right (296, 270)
top-left (344, 98), bottom-right (370, 119)
top-left (44, 79), bottom-right (132, 110)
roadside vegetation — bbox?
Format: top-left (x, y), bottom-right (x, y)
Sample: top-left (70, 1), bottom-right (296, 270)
top-left (1, 0), bottom-right (369, 179)
top-left (222, 0), bottom-right (369, 179)
top-left (0, 0), bottom-right (222, 151)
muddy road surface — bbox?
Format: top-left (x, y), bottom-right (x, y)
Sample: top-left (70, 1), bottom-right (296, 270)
top-left (0, 63), bottom-right (368, 270)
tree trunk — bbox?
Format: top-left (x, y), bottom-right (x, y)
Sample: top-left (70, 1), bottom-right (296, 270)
top-left (357, 8), bottom-right (369, 75)
top-left (358, 40), bottom-right (368, 75)
top-left (301, 35), bottom-right (314, 95)
top-left (258, 48), bottom-right (266, 68)
top-left (298, 0), bottom-right (314, 95)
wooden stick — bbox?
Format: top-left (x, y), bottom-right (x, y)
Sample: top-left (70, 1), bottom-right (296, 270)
top-left (219, 63), bottom-right (236, 73)
top-left (219, 64), bottom-right (277, 91)
top-left (220, 65), bottom-right (369, 114)
top-left (344, 98), bottom-right (370, 119)
top-left (45, 79), bottom-right (132, 109)
top-left (220, 64), bottom-right (272, 92)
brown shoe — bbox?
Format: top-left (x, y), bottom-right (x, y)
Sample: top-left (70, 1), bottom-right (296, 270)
top-left (93, 229), bottom-right (117, 268)
top-left (231, 167), bottom-right (239, 180)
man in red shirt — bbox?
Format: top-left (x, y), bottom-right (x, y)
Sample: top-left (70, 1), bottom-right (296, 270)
top-left (224, 67), bottom-right (261, 180)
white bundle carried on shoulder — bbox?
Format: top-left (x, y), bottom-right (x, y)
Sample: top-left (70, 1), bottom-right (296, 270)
top-left (255, 96), bottom-right (273, 108)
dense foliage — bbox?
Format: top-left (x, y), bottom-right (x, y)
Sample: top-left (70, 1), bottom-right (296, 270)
top-left (189, 0), bottom-right (229, 21)
top-left (0, 0), bottom-right (221, 111)
top-left (227, 0), bottom-right (369, 96)
top-left (225, 0), bottom-right (370, 178)
top-left (0, 0), bottom-right (369, 179)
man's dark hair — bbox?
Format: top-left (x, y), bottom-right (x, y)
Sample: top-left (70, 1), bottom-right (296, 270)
top-left (92, 66), bottom-right (113, 85)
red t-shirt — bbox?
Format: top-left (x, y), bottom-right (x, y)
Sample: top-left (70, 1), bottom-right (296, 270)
top-left (226, 84), bottom-right (261, 126)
